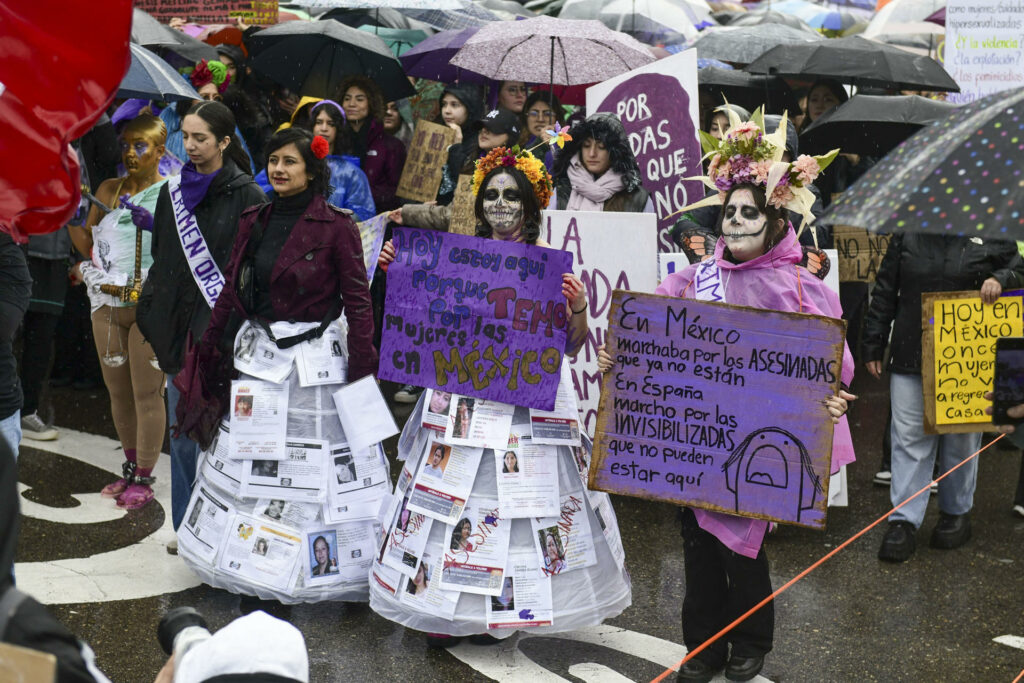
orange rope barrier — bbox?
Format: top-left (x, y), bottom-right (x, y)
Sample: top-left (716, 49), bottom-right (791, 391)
top-left (650, 433), bottom-right (1005, 683)
top-left (1012, 665), bottom-right (1024, 683)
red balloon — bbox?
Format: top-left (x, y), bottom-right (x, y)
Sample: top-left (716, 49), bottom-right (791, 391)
top-left (0, 0), bottom-right (132, 242)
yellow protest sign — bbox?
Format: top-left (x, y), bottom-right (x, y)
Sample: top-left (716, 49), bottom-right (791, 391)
top-left (929, 294), bottom-right (1023, 426)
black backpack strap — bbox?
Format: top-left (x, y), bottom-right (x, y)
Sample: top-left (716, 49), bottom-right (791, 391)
top-left (254, 300), bottom-right (342, 351)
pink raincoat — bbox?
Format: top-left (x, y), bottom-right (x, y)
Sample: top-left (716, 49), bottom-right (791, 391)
top-left (656, 227), bottom-right (856, 558)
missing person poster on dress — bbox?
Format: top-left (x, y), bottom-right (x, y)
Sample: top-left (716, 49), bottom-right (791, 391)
top-left (439, 497), bottom-right (511, 596)
top-left (495, 430), bottom-right (560, 518)
top-left (217, 512), bottom-right (302, 592)
top-left (443, 396), bottom-right (515, 450)
top-left (382, 488), bottom-right (434, 578)
top-left (296, 324), bottom-right (348, 387)
top-left (379, 228), bottom-right (574, 411)
top-left (528, 369), bottom-right (582, 446)
top-left (422, 389), bottom-right (453, 433)
top-left (332, 376), bottom-right (400, 454)
top-left (407, 439), bottom-right (483, 524)
top-left (240, 439), bottom-right (328, 502)
top-left (485, 548), bottom-right (554, 630)
top-left (255, 498), bottom-right (318, 529)
top-left (399, 552), bottom-right (460, 619)
top-left (531, 493), bottom-right (597, 576)
top-left (303, 521), bottom-right (376, 586)
top-left (324, 443), bottom-right (390, 523)
top-left (229, 379), bottom-right (289, 460)
top-left (372, 563), bottom-right (403, 597)
top-left (200, 424), bottom-right (243, 497)
top-left (179, 485), bottom-right (232, 565)
top-left (587, 490), bottom-right (626, 569)
top-left (233, 321), bottom-right (296, 384)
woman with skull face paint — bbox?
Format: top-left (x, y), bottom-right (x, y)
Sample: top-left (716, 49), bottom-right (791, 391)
top-left (371, 148), bottom-right (632, 648)
top-left (69, 114), bottom-right (170, 509)
top-left (598, 113), bottom-right (856, 683)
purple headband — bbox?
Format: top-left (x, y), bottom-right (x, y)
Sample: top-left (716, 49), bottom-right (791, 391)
top-left (312, 99), bottom-right (346, 121)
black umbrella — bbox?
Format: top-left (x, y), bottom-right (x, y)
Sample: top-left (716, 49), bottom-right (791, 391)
top-left (248, 20), bottom-right (415, 101)
top-left (744, 35), bottom-right (959, 92)
top-left (692, 24), bottom-right (823, 66)
top-left (800, 94), bottom-right (957, 156)
top-left (818, 87), bottom-right (1024, 238)
top-left (730, 10), bottom-right (816, 32)
top-left (119, 43), bottom-right (202, 102)
top-left (699, 67), bottom-right (800, 115)
top-left (131, 8), bottom-right (216, 62)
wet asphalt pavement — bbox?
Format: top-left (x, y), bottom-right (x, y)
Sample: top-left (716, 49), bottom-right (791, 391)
top-left (12, 373), bottom-right (1024, 682)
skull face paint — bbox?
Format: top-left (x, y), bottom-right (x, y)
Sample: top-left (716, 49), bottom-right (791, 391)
top-left (722, 188), bottom-right (768, 262)
top-left (482, 171), bottom-right (524, 239)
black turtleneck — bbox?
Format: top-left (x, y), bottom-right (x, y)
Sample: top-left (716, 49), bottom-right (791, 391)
top-left (252, 186), bottom-right (314, 318)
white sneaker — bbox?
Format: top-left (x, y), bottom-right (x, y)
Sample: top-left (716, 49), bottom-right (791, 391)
top-left (393, 384), bottom-right (423, 404)
top-left (1013, 504), bottom-right (1024, 519)
top-left (166, 538), bottom-right (178, 555)
top-left (21, 412), bottom-right (58, 441)
top-left (873, 469), bottom-right (892, 486)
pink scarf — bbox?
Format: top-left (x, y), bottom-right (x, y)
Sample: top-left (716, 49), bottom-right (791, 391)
top-left (566, 155), bottom-right (624, 211)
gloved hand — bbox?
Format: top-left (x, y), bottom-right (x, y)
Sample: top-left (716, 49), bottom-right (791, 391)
top-left (119, 195), bottom-right (154, 232)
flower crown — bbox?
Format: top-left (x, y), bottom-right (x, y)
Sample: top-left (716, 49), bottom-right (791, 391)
top-left (682, 107), bottom-right (839, 231)
top-left (471, 146), bottom-right (553, 208)
top-left (189, 59), bottom-right (231, 94)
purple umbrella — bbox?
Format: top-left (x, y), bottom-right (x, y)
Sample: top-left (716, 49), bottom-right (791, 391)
top-left (449, 16), bottom-right (654, 86)
top-left (399, 27), bottom-right (488, 83)
top-left (925, 7), bottom-right (945, 25)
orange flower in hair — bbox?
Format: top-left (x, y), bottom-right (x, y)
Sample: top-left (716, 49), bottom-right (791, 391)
top-left (311, 135), bottom-right (330, 160)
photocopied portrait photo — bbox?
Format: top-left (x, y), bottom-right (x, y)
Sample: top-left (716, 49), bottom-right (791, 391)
top-left (421, 441), bottom-right (452, 479)
top-left (308, 531), bottom-right (339, 578)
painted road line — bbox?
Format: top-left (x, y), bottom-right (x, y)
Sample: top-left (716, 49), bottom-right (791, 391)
top-left (15, 427), bottom-right (202, 604)
top-left (994, 635), bottom-right (1024, 651)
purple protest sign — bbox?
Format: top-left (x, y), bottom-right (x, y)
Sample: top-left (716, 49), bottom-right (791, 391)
top-left (379, 228), bottom-right (573, 411)
top-left (590, 291), bottom-right (846, 529)
top-left (587, 51), bottom-right (703, 253)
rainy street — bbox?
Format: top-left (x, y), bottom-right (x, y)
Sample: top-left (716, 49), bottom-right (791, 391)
top-left (14, 374), bottom-right (1023, 683)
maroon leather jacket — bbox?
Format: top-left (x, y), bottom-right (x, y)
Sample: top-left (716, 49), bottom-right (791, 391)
top-left (175, 194), bottom-right (378, 447)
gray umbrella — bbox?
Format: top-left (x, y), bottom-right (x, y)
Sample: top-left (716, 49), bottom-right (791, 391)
top-left (131, 8), bottom-right (216, 62)
top-left (449, 15), bottom-right (654, 85)
top-left (119, 43), bottom-right (201, 102)
top-left (692, 24), bottom-right (823, 66)
top-left (730, 10), bottom-right (816, 32)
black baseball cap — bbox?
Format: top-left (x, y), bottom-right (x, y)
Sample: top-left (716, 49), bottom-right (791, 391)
top-left (473, 108), bottom-right (521, 139)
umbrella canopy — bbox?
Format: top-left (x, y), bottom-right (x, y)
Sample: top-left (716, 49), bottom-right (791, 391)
top-left (399, 27), bottom-right (486, 82)
top-left (730, 10), bottom-right (815, 32)
top-left (248, 19), bottom-right (415, 101)
top-left (691, 24), bottom-right (822, 65)
top-left (818, 87), bottom-right (1024, 238)
top-left (744, 35), bottom-right (959, 92)
top-left (864, 0), bottom-right (944, 36)
top-left (294, 0), bottom-right (467, 7)
top-left (698, 67), bottom-right (800, 114)
top-left (598, 0), bottom-right (705, 42)
top-left (131, 8), bottom-right (217, 62)
top-left (119, 43), bottom-right (202, 102)
top-left (449, 16), bottom-right (655, 86)
top-left (480, 0), bottom-right (537, 16)
top-left (925, 7), bottom-right (945, 25)
top-left (356, 25), bottom-right (428, 56)
top-left (800, 94), bottom-right (958, 156)
top-left (807, 10), bottom-right (861, 32)
top-left (405, 4), bottom-right (502, 30)
top-left (762, 0), bottom-right (822, 21)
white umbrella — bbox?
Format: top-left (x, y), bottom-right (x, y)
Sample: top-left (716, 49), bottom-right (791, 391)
top-left (863, 0), bottom-right (945, 36)
top-left (292, 0), bottom-right (468, 8)
top-left (598, 0), bottom-right (707, 42)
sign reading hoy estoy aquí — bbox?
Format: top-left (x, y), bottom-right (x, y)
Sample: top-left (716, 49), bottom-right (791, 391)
top-left (590, 291), bottom-right (846, 529)
top-left (379, 229), bottom-right (573, 411)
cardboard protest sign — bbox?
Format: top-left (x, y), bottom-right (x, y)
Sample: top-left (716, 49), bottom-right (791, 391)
top-left (542, 210), bottom-right (659, 433)
top-left (379, 228), bottom-right (573, 410)
top-left (944, 0), bottom-right (1024, 103)
top-left (586, 50), bottom-right (703, 253)
top-left (397, 121), bottom-right (456, 203)
top-left (448, 175), bottom-right (476, 236)
top-left (135, 0), bottom-right (278, 25)
top-left (833, 226), bottom-right (891, 283)
top-left (590, 291), bottom-right (846, 529)
top-left (921, 290), bottom-right (1024, 433)
top-left (357, 212), bottom-right (390, 282)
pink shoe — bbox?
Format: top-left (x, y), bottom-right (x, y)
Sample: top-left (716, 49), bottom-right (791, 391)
top-left (116, 483), bottom-right (154, 510)
top-left (101, 478), bottom-right (130, 498)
